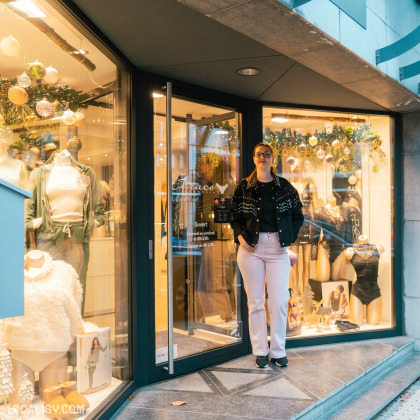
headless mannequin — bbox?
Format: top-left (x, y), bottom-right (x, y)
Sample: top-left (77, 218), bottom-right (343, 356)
top-left (0, 138), bottom-right (27, 188)
top-left (290, 165), bottom-right (316, 294)
top-left (9, 250), bottom-right (68, 404)
top-left (316, 196), bottom-right (346, 281)
top-left (345, 235), bottom-right (384, 325)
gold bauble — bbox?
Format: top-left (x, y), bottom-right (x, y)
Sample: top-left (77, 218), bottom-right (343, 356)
top-left (348, 175), bottom-right (357, 185)
top-left (332, 140), bottom-right (341, 149)
top-left (309, 135), bottom-right (318, 147)
top-left (8, 85), bottom-right (28, 105)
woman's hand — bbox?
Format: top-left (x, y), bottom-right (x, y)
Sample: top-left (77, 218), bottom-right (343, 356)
top-left (238, 235), bottom-right (255, 252)
top-left (288, 249), bottom-right (298, 267)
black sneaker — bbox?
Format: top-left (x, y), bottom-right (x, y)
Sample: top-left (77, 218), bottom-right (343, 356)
top-left (271, 356), bottom-right (288, 367)
top-left (255, 355), bottom-right (269, 368)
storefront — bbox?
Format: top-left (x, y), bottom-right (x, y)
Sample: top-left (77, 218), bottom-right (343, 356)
top-left (0, 0), bottom-right (403, 419)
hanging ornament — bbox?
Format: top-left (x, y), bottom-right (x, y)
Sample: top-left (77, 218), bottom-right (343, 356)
top-left (25, 112), bottom-right (38, 123)
top-left (36, 98), bottom-right (53, 117)
top-left (0, 36), bottom-right (20, 56)
top-left (309, 135), bottom-right (318, 147)
top-left (344, 147), bottom-right (350, 155)
top-left (8, 85), bottom-right (28, 105)
top-left (17, 72), bottom-right (32, 88)
top-left (325, 154), bottom-right (334, 164)
top-left (332, 139), bottom-right (341, 149)
top-left (286, 156), bottom-right (296, 166)
top-left (28, 61), bottom-right (46, 79)
top-left (316, 149), bottom-right (325, 159)
top-left (73, 111), bottom-right (86, 127)
top-left (44, 66), bottom-right (60, 84)
top-left (348, 175), bottom-right (357, 185)
top-left (68, 136), bottom-right (82, 151)
top-left (298, 143), bottom-right (306, 153)
top-left (325, 122), bottom-right (333, 135)
top-left (304, 159), bottom-right (311, 168)
top-left (337, 157), bottom-right (345, 165)
top-left (0, 83), bottom-right (11, 98)
top-left (373, 165), bottom-right (379, 173)
top-left (62, 108), bottom-right (76, 125)
top-left (0, 114), bottom-right (4, 125)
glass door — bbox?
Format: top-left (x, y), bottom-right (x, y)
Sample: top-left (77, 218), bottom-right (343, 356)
top-left (153, 87), bottom-right (243, 372)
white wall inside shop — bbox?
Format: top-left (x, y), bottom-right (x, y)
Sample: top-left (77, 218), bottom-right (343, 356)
top-left (278, 0), bottom-right (420, 95)
top-left (403, 111), bottom-right (420, 346)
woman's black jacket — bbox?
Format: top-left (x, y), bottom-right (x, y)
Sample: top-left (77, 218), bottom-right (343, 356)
top-left (230, 173), bottom-right (304, 248)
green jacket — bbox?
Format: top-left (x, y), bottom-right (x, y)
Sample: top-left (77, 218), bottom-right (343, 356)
top-left (25, 155), bottom-right (105, 244)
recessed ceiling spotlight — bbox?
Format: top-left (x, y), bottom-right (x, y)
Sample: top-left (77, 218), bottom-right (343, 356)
top-left (153, 92), bottom-right (164, 98)
top-left (237, 67), bottom-right (260, 76)
top-left (271, 114), bottom-right (289, 123)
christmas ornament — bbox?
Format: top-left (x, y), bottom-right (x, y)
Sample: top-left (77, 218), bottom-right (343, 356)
top-left (74, 111), bottom-right (86, 127)
top-left (68, 136), bottom-right (82, 151)
top-left (17, 72), bottom-right (32, 88)
top-left (44, 143), bottom-right (57, 151)
top-left (28, 61), bottom-right (46, 79)
top-left (44, 66), bottom-right (59, 84)
top-left (344, 147), bottom-right (350, 155)
top-left (36, 98), bottom-right (53, 117)
top-left (26, 112), bottom-right (38, 123)
top-left (309, 135), bottom-right (318, 147)
top-left (373, 165), bottom-right (379, 173)
top-left (0, 36), bottom-right (20, 56)
top-left (316, 149), bottom-right (325, 159)
top-left (298, 143), bottom-right (306, 153)
top-left (286, 156), bottom-right (296, 166)
top-left (325, 122), bottom-right (333, 135)
top-left (325, 154), bottom-right (334, 164)
top-left (332, 140), bottom-right (341, 149)
top-left (338, 157), bottom-right (345, 165)
top-left (0, 343), bottom-right (14, 404)
top-left (8, 85), bottom-right (28, 105)
top-left (17, 371), bottom-right (34, 409)
top-left (304, 159), bottom-right (311, 168)
top-left (62, 108), bottom-right (76, 125)
top-left (0, 83), bottom-right (11, 98)
top-left (348, 175), bottom-right (357, 185)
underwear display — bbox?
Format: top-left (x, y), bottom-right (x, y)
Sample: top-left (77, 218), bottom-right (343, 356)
top-left (350, 244), bottom-right (381, 305)
top-left (12, 350), bottom-right (66, 372)
top-left (293, 182), bottom-right (313, 244)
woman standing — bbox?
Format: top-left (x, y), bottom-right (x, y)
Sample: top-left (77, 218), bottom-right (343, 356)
top-left (85, 337), bottom-right (107, 392)
top-left (231, 143), bottom-right (303, 368)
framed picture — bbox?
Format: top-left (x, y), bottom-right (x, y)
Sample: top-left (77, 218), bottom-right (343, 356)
top-left (76, 327), bottom-right (112, 394)
top-left (321, 280), bottom-right (351, 319)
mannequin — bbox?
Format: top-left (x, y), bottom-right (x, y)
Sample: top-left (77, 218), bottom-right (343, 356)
top-left (25, 149), bottom-right (105, 315)
top-left (0, 137), bottom-right (27, 188)
top-left (344, 235), bottom-right (384, 325)
top-left (312, 196), bottom-right (347, 281)
top-left (343, 196), bottom-right (362, 245)
top-left (289, 164), bottom-right (317, 294)
top-left (1, 251), bottom-right (83, 403)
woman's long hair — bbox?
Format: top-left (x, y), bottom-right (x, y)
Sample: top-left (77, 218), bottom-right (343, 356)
top-left (91, 337), bottom-right (100, 353)
top-left (246, 142), bottom-right (277, 184)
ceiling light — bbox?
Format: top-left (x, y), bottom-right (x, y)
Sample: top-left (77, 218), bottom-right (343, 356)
top-left (214, 129), bottom-right (229, 134)
top-left (352, 116), bottom-right (358, 119)
top-left (69, 49), bottom-right (89, 55)
top-left (271, 117), bottom-right (289, 123)
top-left (6, 0), bottom-right (46, 17)
top-left (237, 67), bottom-right (260, 76)
top-left (153, 92), bottom-right (164, 98)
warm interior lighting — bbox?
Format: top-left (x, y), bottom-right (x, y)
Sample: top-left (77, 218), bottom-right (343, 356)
top-left (214, 129), bottom-right (229, 134)
top-left (237, 67), bottom-right (260, 76)
top-left (271, 117), bottom-right (289, 123)
top-left (271, 113), bottom-right (366, 123)
top-left (153, 92), bottom-right (164, 98)
top-left (6, 1), bottom-right (46, 18)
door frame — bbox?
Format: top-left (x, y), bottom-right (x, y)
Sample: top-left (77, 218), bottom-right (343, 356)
top-left (134, 71), bottom-right (258, 384)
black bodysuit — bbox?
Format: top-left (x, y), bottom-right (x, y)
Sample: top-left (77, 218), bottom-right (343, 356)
top-left (293, 182), bottom-right (313, 244)
top-left (350, 245), bottom-right (381, 305)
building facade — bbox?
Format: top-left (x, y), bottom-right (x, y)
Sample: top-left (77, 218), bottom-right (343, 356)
top-left (0, 0), bottom-right (418, 418)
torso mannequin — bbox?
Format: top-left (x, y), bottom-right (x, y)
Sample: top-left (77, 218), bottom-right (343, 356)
top-left (345, 235), bottom-right (384, 325)
top-left (0, 141), bottom-right (27, 188)
top-left (290, 165), bottom-right (317, 294)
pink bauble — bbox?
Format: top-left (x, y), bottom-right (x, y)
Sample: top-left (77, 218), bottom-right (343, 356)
top-left (36, 98), bottom-right (53, 117)
top-left (316, 149), bottom-right (325, 159)
top-left (8, 85), bottom-right (28, 105)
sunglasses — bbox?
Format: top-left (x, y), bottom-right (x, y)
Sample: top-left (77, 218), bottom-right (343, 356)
top-left (254, 152), bottom-right (272, 158)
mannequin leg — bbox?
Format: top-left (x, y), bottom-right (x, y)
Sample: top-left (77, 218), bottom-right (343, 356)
top-left (316, 242), bottom-right (330, 282)
top-left (39, 354), bottom-right (68, 401)
top-left (301, 244), bottom-right (311, 292)
top-left (349, 295), bottom-right (364, 325)
top-left (9, 358), bottom-right (35, 406)
top-left (366, 297), bottom-right (382, 325)
top-left (289, 243), bottom-right (300, 292)
top-left (331, 252), bottom-right (345, 281)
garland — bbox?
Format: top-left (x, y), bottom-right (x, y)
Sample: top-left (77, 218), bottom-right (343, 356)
top-left (263, 123), bottom-right (386, 173)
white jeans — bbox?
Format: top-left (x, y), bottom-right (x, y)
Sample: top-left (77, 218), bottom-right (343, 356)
top-left (237, 232), bottom-right (290, 358)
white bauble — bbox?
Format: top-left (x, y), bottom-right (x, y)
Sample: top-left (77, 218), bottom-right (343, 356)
top-left (44, 67), bottom-right (59, 84)
top-left (73, 111), bottom-right (86, 127)
top-left (17, 72), bottom-right (32, 88)
top-left (0, 36), bottom-right (20, 56)
top-left (62, 109), bottom-right (76, 125)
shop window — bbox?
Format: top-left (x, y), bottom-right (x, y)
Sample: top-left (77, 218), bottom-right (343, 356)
top-left (263, 107), bottom-right (394, 338)
top-left (0, 0), bottom-right (130, 418)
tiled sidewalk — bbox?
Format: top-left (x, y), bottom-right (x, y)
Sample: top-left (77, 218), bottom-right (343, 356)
top-left (112, 337), bottom-right (413, 420)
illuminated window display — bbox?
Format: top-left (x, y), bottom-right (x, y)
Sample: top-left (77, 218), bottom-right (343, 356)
top-left (0, 1), bottom-right (130, 418)
top-left (263, 107), bottom-right (394, 337)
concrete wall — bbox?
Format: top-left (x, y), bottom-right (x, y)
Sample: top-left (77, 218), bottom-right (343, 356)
top-left (403, 111), bottom-right (420, 340)
top-left (278, 0), bottom-right (420, 95)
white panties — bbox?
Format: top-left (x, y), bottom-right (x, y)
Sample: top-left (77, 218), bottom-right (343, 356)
top-left (12, 350), bottom-right (66, 372)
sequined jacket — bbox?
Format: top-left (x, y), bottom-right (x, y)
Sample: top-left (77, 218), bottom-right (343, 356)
top-left (231, 173), bottom-right (304, 248)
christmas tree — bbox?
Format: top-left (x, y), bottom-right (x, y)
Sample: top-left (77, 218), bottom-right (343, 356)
top-left (18, 372), bottom-right (34, 406)
top-left (0, 343), bottom-right (14, 405)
